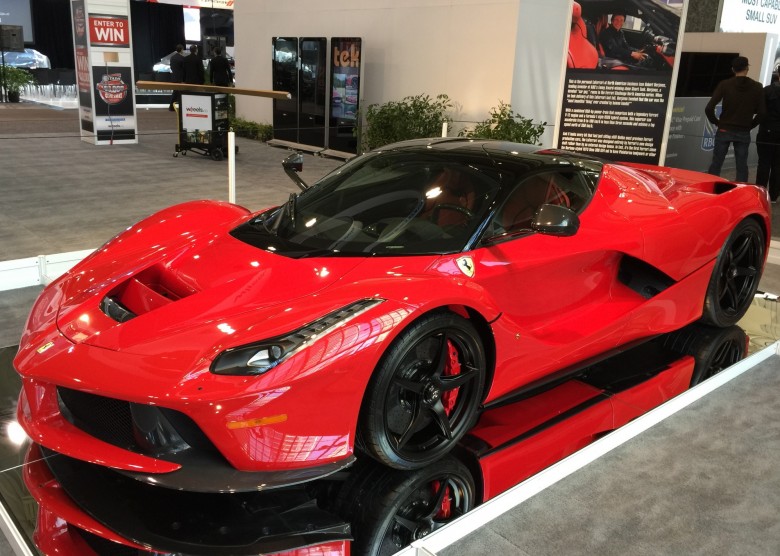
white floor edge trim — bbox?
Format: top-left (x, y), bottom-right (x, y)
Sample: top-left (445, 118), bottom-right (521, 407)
top-left (0, 499), bottom-right (34, 556)
top-left (394, 341), bottom-right (780, 556)
top-left (0, 249), bottom-right (95, 292)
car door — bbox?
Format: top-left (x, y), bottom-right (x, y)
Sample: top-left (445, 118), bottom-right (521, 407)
top-left (469, 168), bottom-right (647, 400)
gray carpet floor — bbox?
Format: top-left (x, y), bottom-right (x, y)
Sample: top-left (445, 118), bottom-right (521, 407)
top-left (441, 354), bottom-right (780, 556)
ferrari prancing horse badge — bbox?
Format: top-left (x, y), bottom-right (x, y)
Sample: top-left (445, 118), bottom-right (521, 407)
top-left (456, 256), bottom-right (475, 278)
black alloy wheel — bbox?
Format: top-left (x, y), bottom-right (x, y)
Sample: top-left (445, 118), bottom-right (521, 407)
top-left (335, 457), bottom-right (476, 556)
top-left (701, 219), bottom-right (764, 327)
top-left (661, 324), bottom-right (747, 386)
top-left (359, 313), bottom-right (486, 470)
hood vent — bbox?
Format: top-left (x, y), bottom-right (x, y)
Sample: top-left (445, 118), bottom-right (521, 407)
top-left (100, 265), bottom-right (188, 323)
top-left (100, 296), bottom-right (137, 322)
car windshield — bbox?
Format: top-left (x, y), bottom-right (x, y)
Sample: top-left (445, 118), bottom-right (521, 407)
top-left (233, 151), bottom-right (501, 257)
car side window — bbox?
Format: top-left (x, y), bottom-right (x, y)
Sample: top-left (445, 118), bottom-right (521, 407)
top-left (491, 170), bottom-right (594, 236)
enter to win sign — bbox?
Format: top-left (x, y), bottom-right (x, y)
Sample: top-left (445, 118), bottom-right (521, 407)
top-left (89, 14), bottom-right (130, 47)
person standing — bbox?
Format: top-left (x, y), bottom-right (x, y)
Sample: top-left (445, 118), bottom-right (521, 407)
top-left (182, 44), bottom-right (205, 85)
top-left (208, 47), bottom-right (233, 87)
top-left (705, 56), bottom-right (765, 183)
top-left (168, 44), bottom-right (185, 111)
top-left (756, 73), bottom-right (780, 201)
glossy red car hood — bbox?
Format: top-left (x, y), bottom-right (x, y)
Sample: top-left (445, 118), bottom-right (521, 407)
top-left (55, 231), bottom-right (368, 352)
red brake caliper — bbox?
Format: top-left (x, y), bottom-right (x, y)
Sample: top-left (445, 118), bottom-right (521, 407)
top-left (441, 340), bottom-right (461, 415)
top-left (432, 480), bottom-right (452, 519)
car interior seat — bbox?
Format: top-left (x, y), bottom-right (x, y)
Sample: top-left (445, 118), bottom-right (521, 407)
top-left (499, 175), bottom-right (571, 234)
top-left (594, 14), bottom-right (609, 56)
top-left (568, 2), bottom-right (599, 69)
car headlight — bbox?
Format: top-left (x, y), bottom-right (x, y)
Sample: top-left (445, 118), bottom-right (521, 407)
top-left (211, 298), bottom-right (384, 376)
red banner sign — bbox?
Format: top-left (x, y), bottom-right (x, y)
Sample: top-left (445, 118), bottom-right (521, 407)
top-left (89, 15), bottom-right (129, 47)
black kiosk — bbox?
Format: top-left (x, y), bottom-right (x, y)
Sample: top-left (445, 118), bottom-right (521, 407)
top-left (175, 92), bottom-right (232, 160)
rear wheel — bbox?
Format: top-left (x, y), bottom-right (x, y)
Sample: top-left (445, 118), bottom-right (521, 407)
top-left (662, 324), bottom-right (747, 386)
top-left (701, 219), bottom-right (764, 327)
top-left (359, 313), bottom-right (486, 470)
top-left (335, 457), bottom-right (475, 556)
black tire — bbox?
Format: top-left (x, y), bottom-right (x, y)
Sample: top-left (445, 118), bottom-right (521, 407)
top-left (359, 313), bottom-right (486, 470)
top-left (661, 324), bottom-right (747, 386)
top-left (210, 148), bottom-right (224, 161)
top-left (336, 457), bottom-right (475, 556)
top-left (701, 219), bottom-right (764, 327)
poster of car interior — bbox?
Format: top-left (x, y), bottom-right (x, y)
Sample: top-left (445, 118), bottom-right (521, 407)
top-left (329, 37), bottom-right (362, 152)
top-left (92, 66), bottom-right (136, 142)
top-left (71, 0), bottom-right (93, 133)
top-left (556, 0), bottom-right (687, 164)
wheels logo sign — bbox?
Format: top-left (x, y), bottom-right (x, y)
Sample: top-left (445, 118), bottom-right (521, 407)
top-left (96, 74), bottom-right (128, 105)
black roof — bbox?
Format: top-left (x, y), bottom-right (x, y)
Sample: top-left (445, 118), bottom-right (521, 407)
top-left (373, 137), bottom-right (604, 173)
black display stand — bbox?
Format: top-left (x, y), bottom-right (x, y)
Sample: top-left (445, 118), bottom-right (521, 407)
top-left (175, 91), bottom-right (234, 161)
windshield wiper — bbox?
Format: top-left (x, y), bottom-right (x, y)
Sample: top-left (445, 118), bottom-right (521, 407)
top-left (270, 193), bottom-right (297, 236)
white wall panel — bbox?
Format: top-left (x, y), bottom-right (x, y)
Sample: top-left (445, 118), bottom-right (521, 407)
top-left (235, 0), bottom-right (528, 135)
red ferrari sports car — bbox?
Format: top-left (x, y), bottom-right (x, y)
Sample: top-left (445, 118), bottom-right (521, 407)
top-left (14, 138), bottom-right (768, 553)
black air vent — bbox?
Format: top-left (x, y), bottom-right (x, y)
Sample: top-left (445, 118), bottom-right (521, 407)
top-left (100, 296), bottom-right (137, 323)
top-left (58, 387), bottom-right (137, 450)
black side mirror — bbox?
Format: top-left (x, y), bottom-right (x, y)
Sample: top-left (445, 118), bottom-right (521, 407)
top-left (532, 204), bottom-right (579, 237)
top-left (282, 152), bottom-right (308, 191)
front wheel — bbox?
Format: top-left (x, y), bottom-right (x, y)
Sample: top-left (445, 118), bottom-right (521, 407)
top-left (335, 457), bottom-right (476, 556)
top-left (701, 219), bottom-right (764, 327)
top-left (359, 313), bottom-right (486, 470)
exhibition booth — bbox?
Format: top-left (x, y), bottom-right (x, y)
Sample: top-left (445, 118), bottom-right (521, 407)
top-left (2, 0), bottom-right (780, 555)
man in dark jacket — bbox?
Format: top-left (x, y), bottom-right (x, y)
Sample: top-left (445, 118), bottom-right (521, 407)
top-left (756, 73), bottom-right (780, 201)
top-left (168, 44), bottom-right (185, 111)
top-left (599, 14), bottom-right (647, 64)
top-left (705, 56), bottom-right (766, 182)
top-left (182, 44), bottom-right (205, 85)
top-left (208, 47), bottom-right (233, 87)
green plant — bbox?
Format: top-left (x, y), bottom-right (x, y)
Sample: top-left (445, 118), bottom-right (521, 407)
top-left (361, 93), bottom-right (452, 151)
top-left (460, 101), bottom-right (546, 145)
top-left (1, 66), bottom-right (36, 94)
top-left (230, 116), bottom-right (273, 142)
top-left (226, 97), bottom-right (272, 142)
